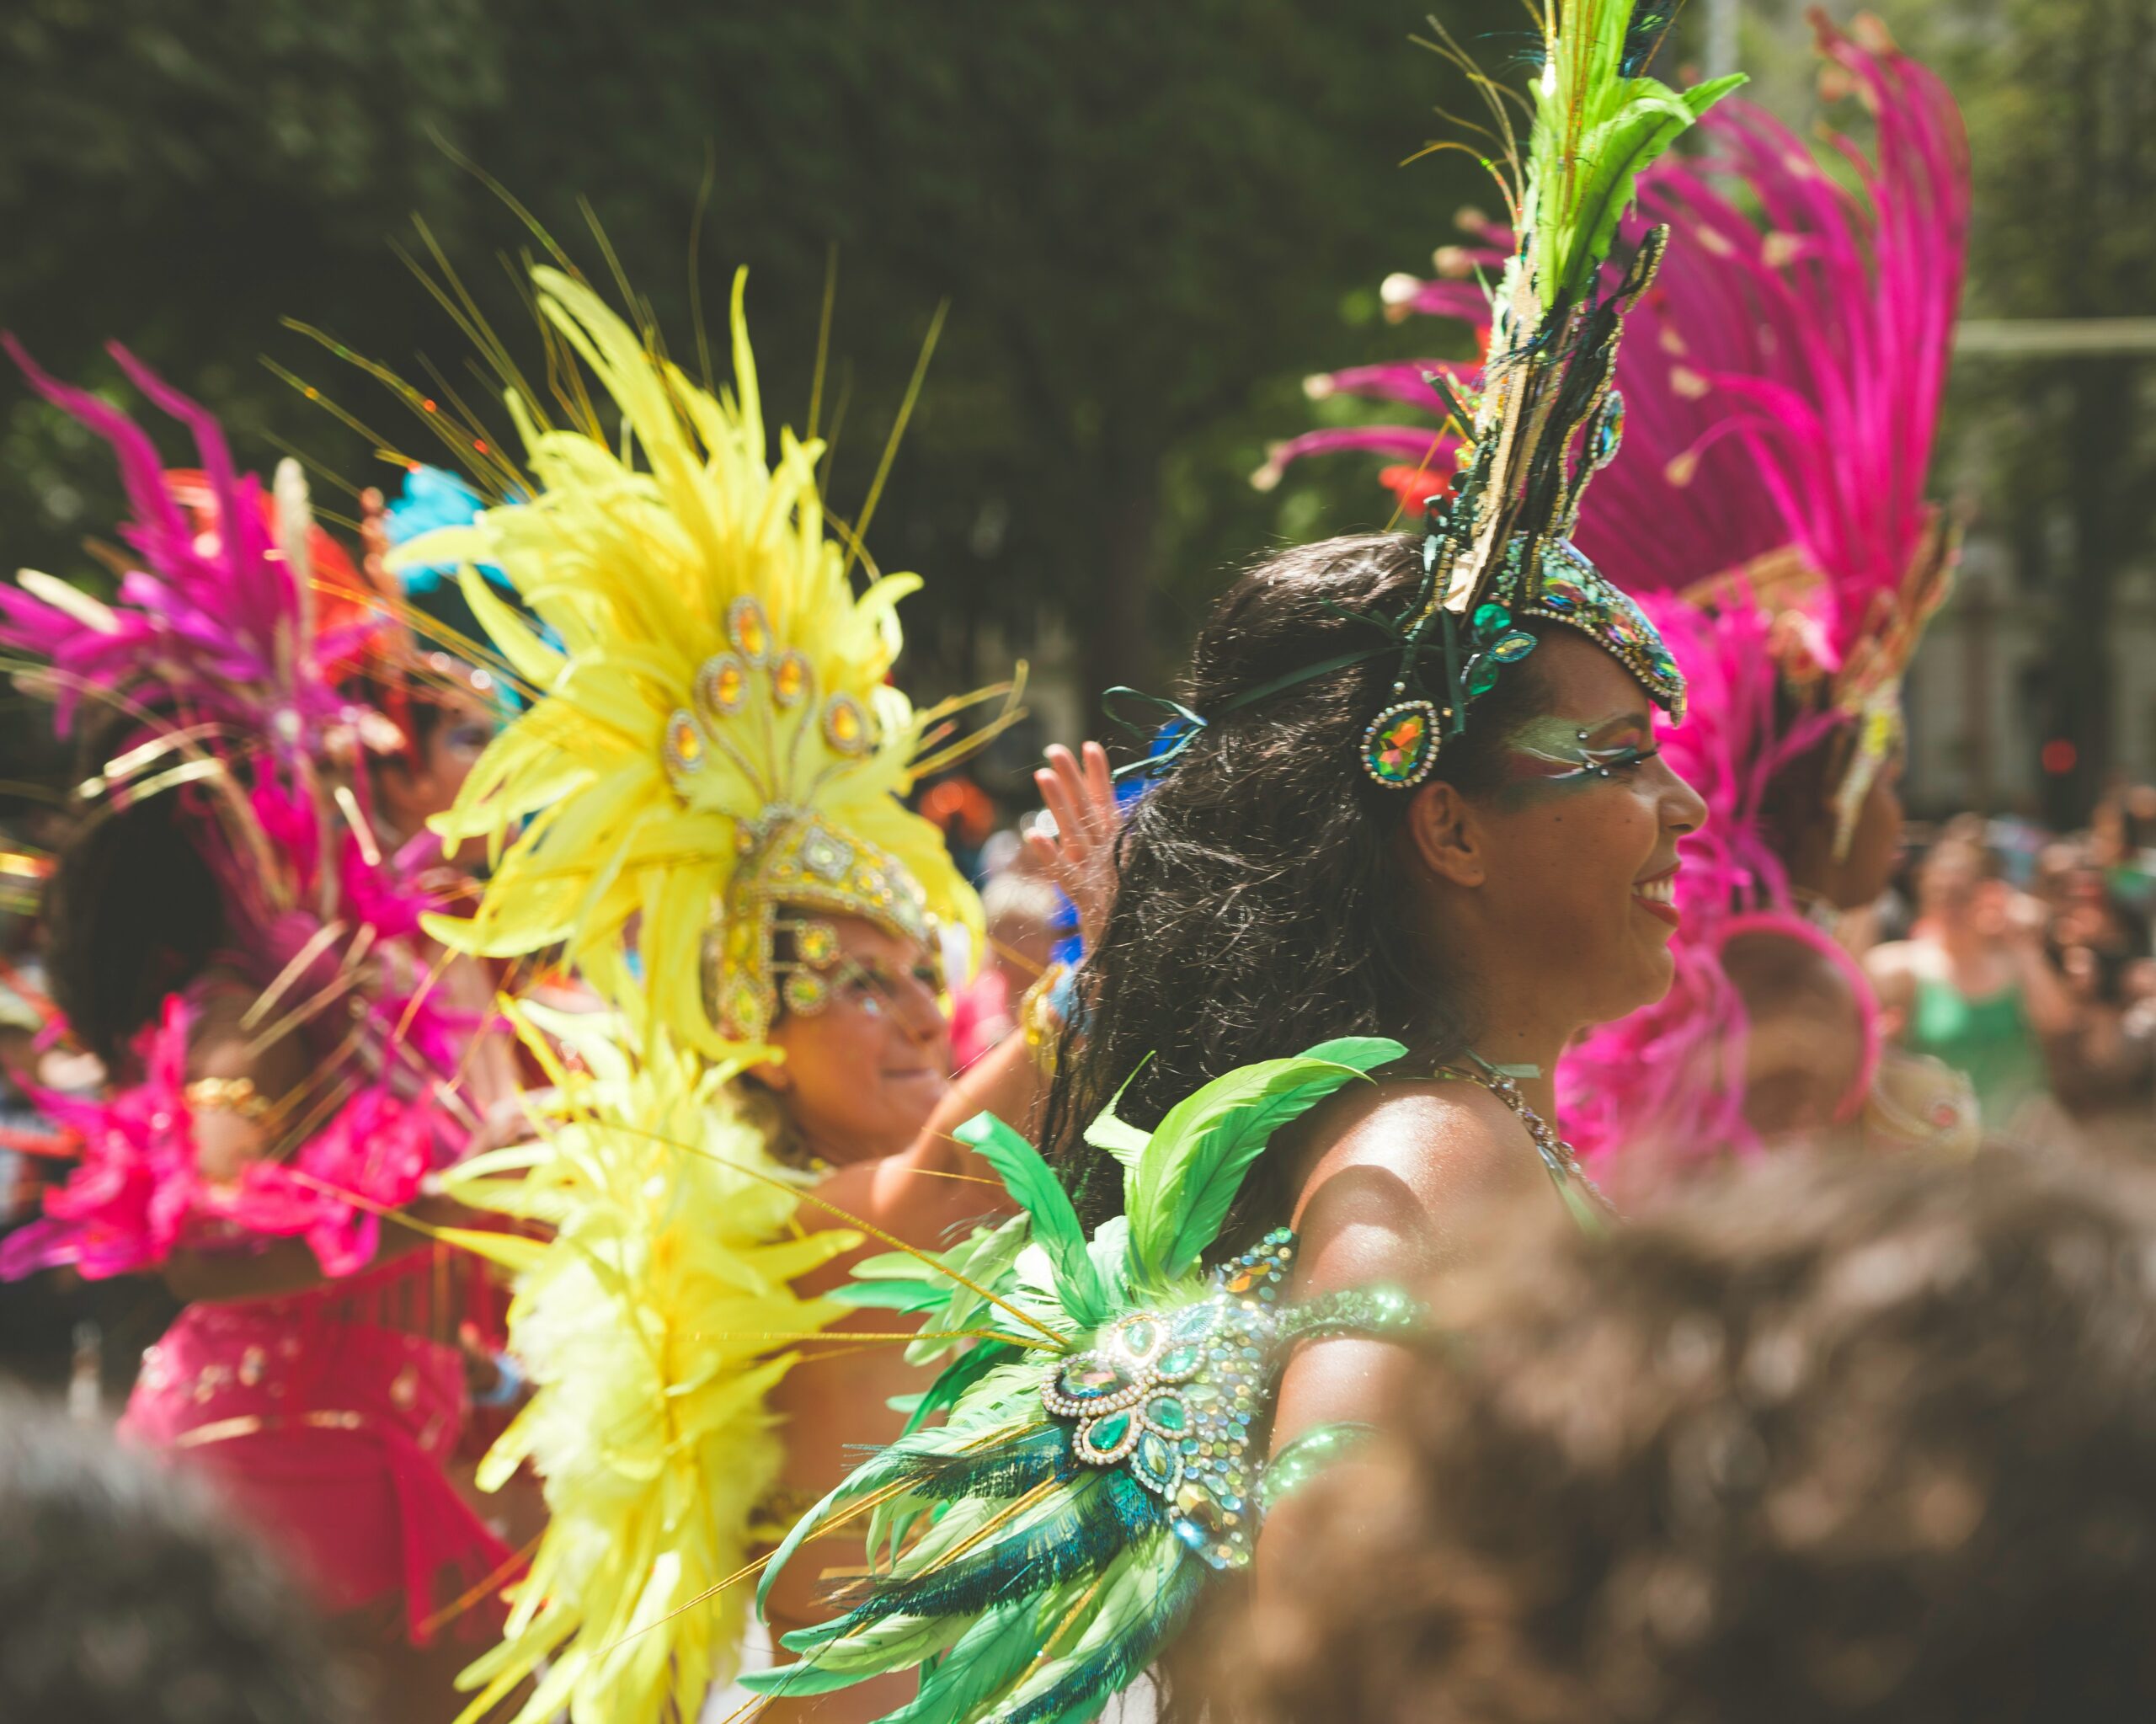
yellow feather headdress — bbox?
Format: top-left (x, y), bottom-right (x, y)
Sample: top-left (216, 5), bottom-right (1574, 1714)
top-left (392, 266), bottom-right (984, 1056)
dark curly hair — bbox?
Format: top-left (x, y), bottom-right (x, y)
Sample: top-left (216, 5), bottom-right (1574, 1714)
top-left (1224, 1145), bottom-right (2156, 1724)
top-left (1043, 531), bottom-right (1550, 1240)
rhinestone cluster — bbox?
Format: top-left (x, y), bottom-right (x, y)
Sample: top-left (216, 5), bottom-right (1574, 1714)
top-left (1042, 1229), bottom-right (1297, 1572)
top-left (661, 596), bottom-right (877, 791)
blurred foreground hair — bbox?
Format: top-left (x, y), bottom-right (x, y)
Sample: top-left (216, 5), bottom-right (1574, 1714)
top-left (1227, 1146), bottom-right (2156, 1724)
top-left (0, 1390), bottom-right (360, 1724)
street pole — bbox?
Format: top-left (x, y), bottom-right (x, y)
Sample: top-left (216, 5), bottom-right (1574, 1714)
top-left (1705, 0), bottom-right (1740, 79)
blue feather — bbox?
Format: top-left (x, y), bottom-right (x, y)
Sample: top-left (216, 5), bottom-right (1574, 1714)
top-left (889, 1421), bottom-right (1074, 1500)
top-left (1001, 1552), bottom-right (1206, 1724)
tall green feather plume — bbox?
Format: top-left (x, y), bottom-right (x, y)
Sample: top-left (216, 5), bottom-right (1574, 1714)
top-left (1525, 0), bottom-right (1743, 310)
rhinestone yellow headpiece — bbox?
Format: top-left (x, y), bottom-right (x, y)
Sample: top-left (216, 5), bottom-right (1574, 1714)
top-left (396, 266), bottom-right (981, 1057)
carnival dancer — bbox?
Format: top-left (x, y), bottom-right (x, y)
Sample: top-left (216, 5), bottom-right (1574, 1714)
top-left (1269, 13), bottom-right (1979, 1174)
top-left (0, 345), bottom-right (521, 1722)
top-left (748, 8), bottom-right (1727, 1719)
top-left (382, 265), bottom-right (1113, 1724)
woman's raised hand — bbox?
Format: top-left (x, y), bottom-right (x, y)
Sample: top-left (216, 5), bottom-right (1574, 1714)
top-left (1024, 740), bottom-right (1118, 953)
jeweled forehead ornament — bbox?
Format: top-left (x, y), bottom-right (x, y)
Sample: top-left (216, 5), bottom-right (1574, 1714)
top-left (1357, 227), bottom-right (1688, 792)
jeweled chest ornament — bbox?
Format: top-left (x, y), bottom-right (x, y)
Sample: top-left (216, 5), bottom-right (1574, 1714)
top-left (1042, 1230), bottom-right (1295, 1572)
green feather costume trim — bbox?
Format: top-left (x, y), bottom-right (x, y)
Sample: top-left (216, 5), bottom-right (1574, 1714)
top-left (746, 1038), bottom-right (1418, 1723)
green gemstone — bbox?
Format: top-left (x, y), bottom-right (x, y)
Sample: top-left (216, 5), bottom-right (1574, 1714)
top-left (1466, 656), bottom-right (1502, 697)
top-left (1083, 1411), bottom-right (1133, 1456)
top-left (1119, 1317), bottom-right (1159, 1359)
top-left (1155, 1344), bottom-right (1202, 1380)
top-left (1473, 600), bottom-right (1512, 637)
top-left (1133, 1430), bottom-right (1178, 1490)
top-left (1146, 1395), bottom-right (1189, 1435)
top-left (1057, 1357), bottom-right (1132, 1401)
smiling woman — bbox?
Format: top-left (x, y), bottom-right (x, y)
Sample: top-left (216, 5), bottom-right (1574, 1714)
top-left (748, 3), bottom-right (1733, 1714)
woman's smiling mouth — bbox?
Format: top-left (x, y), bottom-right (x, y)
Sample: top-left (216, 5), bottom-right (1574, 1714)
top-left (1634, 866), bottom-right (1681, 928)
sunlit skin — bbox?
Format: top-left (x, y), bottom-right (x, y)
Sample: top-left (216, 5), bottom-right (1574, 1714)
top-left (1259, 632), bottom-right (1707, 1614)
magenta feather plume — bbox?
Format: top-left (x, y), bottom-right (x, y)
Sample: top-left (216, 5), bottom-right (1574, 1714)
top-left (1271, 18), bottom-right (1971, 660)
top-left (1581, 13), bottom-right (1972, 662)
top-left (0, 347), bottom-right (482, 1278)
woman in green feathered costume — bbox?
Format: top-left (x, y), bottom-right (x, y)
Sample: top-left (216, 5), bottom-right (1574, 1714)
top-left (752, 6), bottom-right (1732, 1718)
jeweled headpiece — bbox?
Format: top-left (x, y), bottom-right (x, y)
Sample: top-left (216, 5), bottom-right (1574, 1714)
top-left (1286, 14), bottom-right (1964, 837)
top-left (394, 268), bottom-right (985, 1055)
top-left (1311, 3), bottom-right (1739, 789)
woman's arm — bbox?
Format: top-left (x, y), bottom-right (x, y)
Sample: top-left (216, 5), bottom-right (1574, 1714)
top-left (1257, 1081), bottom-right (1545, 1611)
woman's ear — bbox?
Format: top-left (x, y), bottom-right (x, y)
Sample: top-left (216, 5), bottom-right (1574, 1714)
top-left (746, 1051), bottom-right (792, 1093)
top-left (1404, 780), bottom-right (1486, 888)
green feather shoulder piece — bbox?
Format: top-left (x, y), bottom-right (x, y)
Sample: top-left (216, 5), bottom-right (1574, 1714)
top-left (746, 1038), bottom-right (1418, 1724)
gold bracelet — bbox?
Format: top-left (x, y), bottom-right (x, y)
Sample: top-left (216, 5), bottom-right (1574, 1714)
top-left (184, 1076), bottom-right (270, 1122)
top-left (1018, 962), bottom-right (1070, 1077)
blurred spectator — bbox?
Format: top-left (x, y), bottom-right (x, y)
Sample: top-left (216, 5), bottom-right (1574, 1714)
top-left (0, 1389), bottom-right (362, 1724)
top-left (1229, 1146), bottom-right (2156, 1724)
top-left (1865, 825), bottom-right (2078, 1140)
top-left (919, 775), bottom-right (999, 883)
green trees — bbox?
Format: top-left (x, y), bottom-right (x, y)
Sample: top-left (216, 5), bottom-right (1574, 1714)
top-left (0, 1), bottom-right (1475, 711)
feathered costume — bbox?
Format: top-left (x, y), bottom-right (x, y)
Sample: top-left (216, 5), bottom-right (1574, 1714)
top-left (385, 266), bottom-right (992, 1720)
top-left (753, 7), bottom-right (1726, 1718)
top-left (0, 341), bottom-right (485, 1273)
top-left (748, 1041), bottom-right (1418, 1722)
top-left (1268, 13), bottom-right (1973, 1167)
top-left (398, 267), bottom-right (981, 1060)
top-left (0, 344), bottom-right (517, 1637)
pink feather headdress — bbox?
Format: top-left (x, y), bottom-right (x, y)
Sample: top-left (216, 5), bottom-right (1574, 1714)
top-left (1265, 13), bottom-right (1967, 1171)
top-left (0, 345), bottom-right (483, 1278)
top-left (1264, 11), bottom-right (1970, 751)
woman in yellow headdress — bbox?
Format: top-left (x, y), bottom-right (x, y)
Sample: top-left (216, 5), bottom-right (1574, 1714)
top-left (393, 264), bottom-right (1108, 1724)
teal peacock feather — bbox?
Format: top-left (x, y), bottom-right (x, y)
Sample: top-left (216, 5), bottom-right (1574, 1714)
top-left (744, 1038), bottom-right (1420, 1724)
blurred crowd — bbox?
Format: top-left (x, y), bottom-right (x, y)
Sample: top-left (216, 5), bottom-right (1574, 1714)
top-left (1857, 783), bottom-right (2156, 1159)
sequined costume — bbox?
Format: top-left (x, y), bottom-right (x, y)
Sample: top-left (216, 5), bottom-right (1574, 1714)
top-left (0, 345), bottom-right (519, 1639)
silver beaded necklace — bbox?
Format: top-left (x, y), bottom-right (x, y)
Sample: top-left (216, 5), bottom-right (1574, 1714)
top-left (1439, 1052), bottom-right (1613, 1220)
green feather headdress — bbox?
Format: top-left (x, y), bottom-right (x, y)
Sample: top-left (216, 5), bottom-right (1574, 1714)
top-left (1351, 1), bottom-right (1742, 791)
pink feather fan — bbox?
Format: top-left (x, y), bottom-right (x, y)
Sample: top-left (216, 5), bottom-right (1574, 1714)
top-left (0, 345), bottom-right (480, 1277)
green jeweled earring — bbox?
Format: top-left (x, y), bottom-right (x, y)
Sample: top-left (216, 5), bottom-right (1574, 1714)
top-left (1361, 699), bottom-right (1441, 787)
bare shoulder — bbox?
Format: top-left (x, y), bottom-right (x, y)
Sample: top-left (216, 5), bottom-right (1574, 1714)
top-left (1284, 1076), bottom-right (1544, 1295)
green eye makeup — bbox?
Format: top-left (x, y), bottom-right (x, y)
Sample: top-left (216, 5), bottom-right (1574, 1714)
top-left (1500, 714), bottom-right (1659, 786)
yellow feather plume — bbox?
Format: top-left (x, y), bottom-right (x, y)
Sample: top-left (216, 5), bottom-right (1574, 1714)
top-left (443, 1001), bottom-right (860, 1724)
top-left (392, 266), bottom-right (982, 1058)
